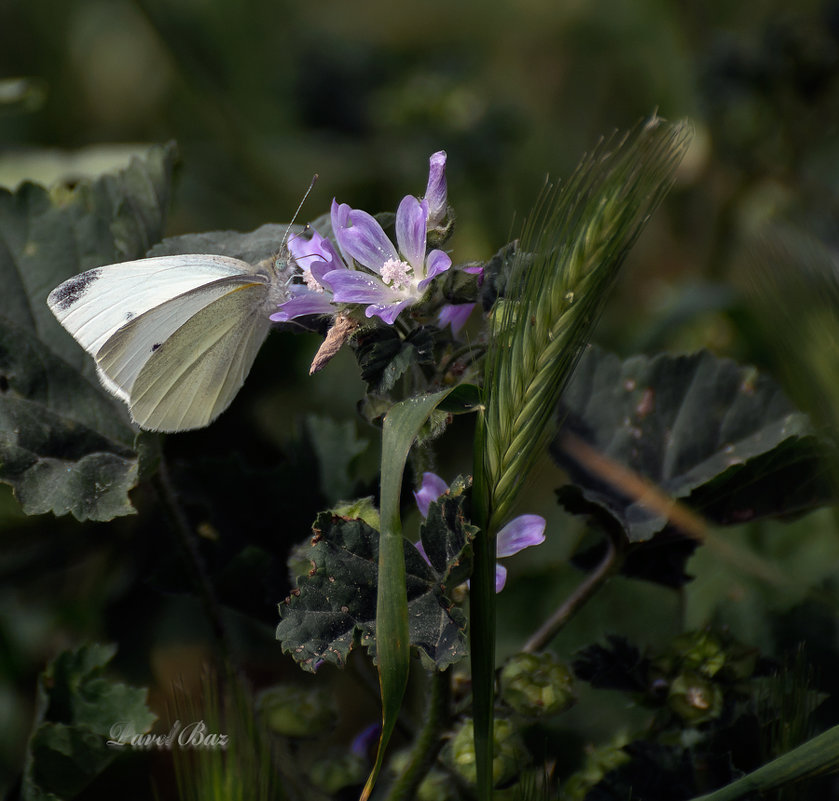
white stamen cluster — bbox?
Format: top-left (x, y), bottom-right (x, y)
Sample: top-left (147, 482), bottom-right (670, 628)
top-left (380, 258), bottom-right (413, 290)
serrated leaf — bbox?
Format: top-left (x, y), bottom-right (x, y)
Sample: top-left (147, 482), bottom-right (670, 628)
top-left (275, 511), bottom-right (470, 671)
top-left (22, 643), bottom-right (156, 801)
top-left (552, 346), bottom-right (826, 544)
top-left (0, 144), bottom-right (176, 520)
top-left (354, 325), bottom-right (437, 394)
top-left (419, 475), bottom-right (477, 594)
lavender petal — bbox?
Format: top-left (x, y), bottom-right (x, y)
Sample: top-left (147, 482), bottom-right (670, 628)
top-left (365, 298), bottom-right (413, 325)
top-left (495, 514), bottom-right (546, 558)
top-left (437, 302), bottom-right (475, 334)
top-left (413, 471), bottom-right (449, 517)
top-left (270, 292), bottom-right (336, 321)
top-left (326, 270), bottom-right (397, 304)
top-left (424, 150), bottom-right (448, 228)
top-left (332, 200), bottom-right (398, 272)
top-left (395, 195), bottom-right (428, 269)
top-left (417, 249), bottom-right (452, 291)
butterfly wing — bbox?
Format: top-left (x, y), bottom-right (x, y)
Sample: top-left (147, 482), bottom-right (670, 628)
top-left (94, 273), bottom-right (266, 403)
top-left (120, 281), bottom-right (272, 431)
top-left (47, 254), bottom-right (259, 356)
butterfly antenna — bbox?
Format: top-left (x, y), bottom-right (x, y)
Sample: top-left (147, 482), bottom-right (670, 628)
top-left (283, 174), bottom-right (318, 248)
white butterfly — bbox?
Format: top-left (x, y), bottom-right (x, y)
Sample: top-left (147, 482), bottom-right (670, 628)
top-left (47, 250), bottom-right (292, 432)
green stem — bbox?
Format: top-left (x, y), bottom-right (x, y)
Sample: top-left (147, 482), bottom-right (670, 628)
top-left (522, 533), bottom-right (620, 653)
top-left (470, 417), bottom-right (496, 801)
top-left (385, 670), bottom-right (451, 801)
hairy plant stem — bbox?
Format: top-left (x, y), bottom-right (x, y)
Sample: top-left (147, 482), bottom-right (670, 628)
top-left (385, 669), bottom-right (451, 801)
top-left (522, 533), bottom-right (622, 653)
top-left (153, 456), bottom-right (237, 673)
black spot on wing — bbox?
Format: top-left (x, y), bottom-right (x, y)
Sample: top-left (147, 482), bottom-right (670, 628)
top-left (151, 343), bottom-right (162, 352)
top-left (125, 311), bottom-right (135, 321)
top-left (51, 269), bottom-right (103, 311)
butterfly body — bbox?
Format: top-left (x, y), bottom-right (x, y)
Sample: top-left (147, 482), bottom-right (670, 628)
top-left (47, 252), bottom-right (290, 432)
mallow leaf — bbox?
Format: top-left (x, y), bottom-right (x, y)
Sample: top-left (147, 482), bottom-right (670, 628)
top-left (552, 346), bottom-right (827, 545)
top-left (276, 508), bottom-right (472, 673)
top-left (354, 325), bottom-right (437, 395)
top-left (0, 144), bottom-right (176, 520)
top-left (21, 642), bottom-right (156, 801)
top-left (147, 221), bottom-right (303, 266)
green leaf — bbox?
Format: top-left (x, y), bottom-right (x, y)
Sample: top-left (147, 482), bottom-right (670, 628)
top-left (275, 510), bottom-right (471, 670)
top-left (304, 414), bottom-right (368, 504)
top-left (368, 385), bottom-right (479, 800)
top-left (419, 475), bottom-right (477, 595)
top-left (0, 144), bottom-right (177, 520)
top-left (354, 325), bottom-right (436, 394)
top-left (552, 345), bottom-right (827, 543)
top-left (21, 643), bottom-right (156, 801)
top-left (147, 221), bottom-right (303, 267)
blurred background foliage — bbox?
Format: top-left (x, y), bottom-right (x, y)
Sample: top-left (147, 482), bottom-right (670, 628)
top-left (2, 0), bottom-right (839, 798)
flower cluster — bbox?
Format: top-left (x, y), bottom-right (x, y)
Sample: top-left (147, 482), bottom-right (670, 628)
top-left (413, 472), bottom-right (546, 593)
top-left (271, 151), bottom-right (476, 333)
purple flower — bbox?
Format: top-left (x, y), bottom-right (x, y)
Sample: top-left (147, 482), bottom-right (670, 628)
top-left (424, 150), bottom-right (447, 228)
top-left (437, 302), bottom-right (475, 334)
top-left (270, 229), bottom-right (348, 322)
top-left (437, 264), bottom-right (482, 334)
top-left (412, 472), bottom-right (545, 592)
top-left (326, 197), bottom-right (452, 324)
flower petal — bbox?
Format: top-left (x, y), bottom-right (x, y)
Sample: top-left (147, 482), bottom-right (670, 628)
top-left (437, 302), bottom-right (475, 334)
top-left (413, 471), bottom-right (449, 517)
top-left (395, 195), bottom-right (428, 270)
top-left (332, 199), bottom-right (398, 272)
top-left (366, 299), bottom-right (414, 325)
top-left (495, 514), bottom-right (546, 558)
top-left (310, 260), bottom-right (335, 287)
top-left (270, 292), bottom-right (336, 321)
top-left (289, 229), bottom-right (338, 267)
top-left (417, 248), bottom-right (451, 290)
top-left (326, 270), bottom-right (397, 304)
top-left (413, 540), bottom-right (432, 567)
top-left (424, 151), bottom-right (447, 228)
top-left (495, 563), bottom-right (508, 593)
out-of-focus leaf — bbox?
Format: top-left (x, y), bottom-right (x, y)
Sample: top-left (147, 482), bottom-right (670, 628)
top-left (0, 77), bottom-right (48, 117)
top-left (552, 345), bottom-right (828, 544)
top-left (584, 741), bottom-right (697, 801)
top-left (147, 222), bottom-right (303, 266)
top-left (304, 415), bottom-right (368, 504)
top-left (21, 643), bottom-right (156, 801)
top-left (688, 723), bottom-right (839, 801)
top-left (572, 635), bottom-right (649, 693)
top-left (275, 509), bottom-right (471, 672)
top-left (0, 144), bottom-right (176, 520)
